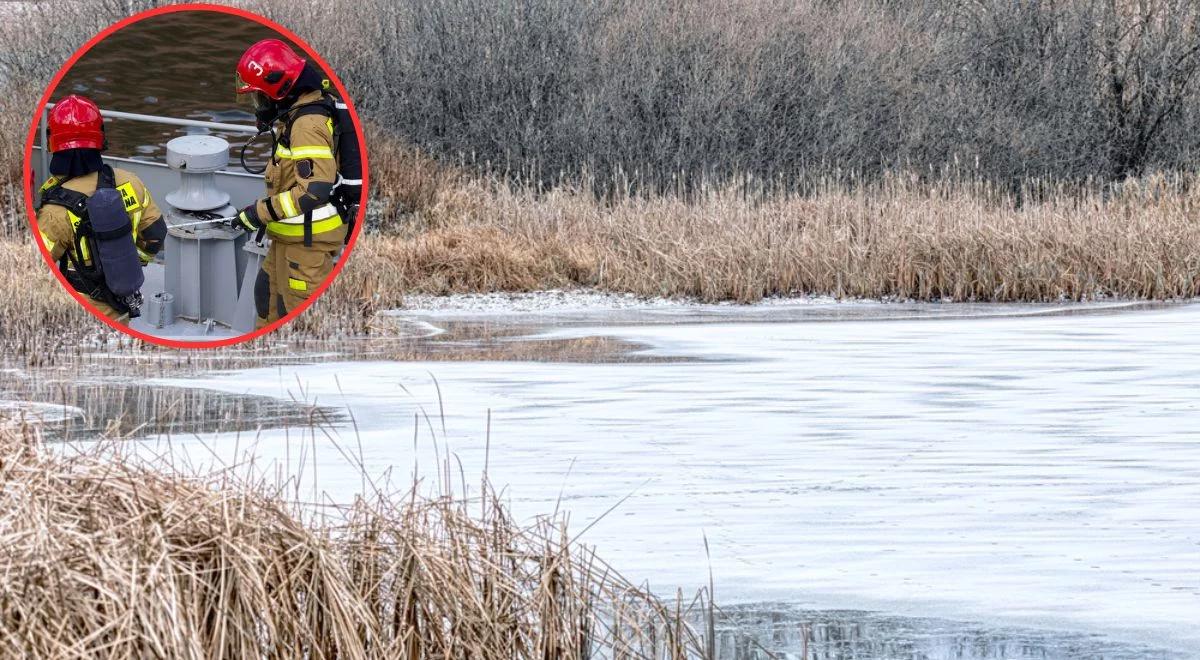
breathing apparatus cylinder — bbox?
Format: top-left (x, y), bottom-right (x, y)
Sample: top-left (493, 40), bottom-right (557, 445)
top-left (87, 168), bottom-right (145, 306)
top-left (331, 98), bottom-right (362, 211)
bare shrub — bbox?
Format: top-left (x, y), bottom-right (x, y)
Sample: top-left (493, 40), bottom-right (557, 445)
top-left (263, 0), bottom-right (1200, 190)
top-left (7, 0), bottom-right (1200, 193)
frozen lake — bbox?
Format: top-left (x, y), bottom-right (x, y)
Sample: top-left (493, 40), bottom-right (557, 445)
top-left (144, 300), bottom-right (1200, 658)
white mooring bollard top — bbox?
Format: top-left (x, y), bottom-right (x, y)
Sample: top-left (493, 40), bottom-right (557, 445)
top-left (164, 135), bottom-right (232, 211)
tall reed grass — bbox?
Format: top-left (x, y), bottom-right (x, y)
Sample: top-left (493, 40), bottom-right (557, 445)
top-left (5, 157), bottom-right (1200, 363)
top-left (358, 160), bottom-right (1200, 304)
top-left (0, 420), bottom-right (713, 658)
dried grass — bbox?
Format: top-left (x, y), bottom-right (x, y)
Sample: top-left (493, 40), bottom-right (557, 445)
top-left (354, 165), bottom-right (1200, 304)
top-left (0, 421), bottom-right (712, 658)
top-left (6, 161), bottom-right (1200, 358)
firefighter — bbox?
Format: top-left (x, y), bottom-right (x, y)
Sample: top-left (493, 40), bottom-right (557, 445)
top-left (234, 39), bottom-right (350, 328)
top-left (37, 95), bottom-right (167, 325)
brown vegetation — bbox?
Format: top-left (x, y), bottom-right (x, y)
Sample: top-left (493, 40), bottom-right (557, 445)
top-left (0, 421), bottom-right (712, 658)
top-left (355, 160), bottom-right (1200, 303)
top-left (0, 0), bottom-right (1198, 352)
top-left (5, 160), bottom-right (1200, 359)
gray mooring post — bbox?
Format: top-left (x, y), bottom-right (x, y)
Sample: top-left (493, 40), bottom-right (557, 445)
top-left (233, 241), bottom-right (268, 334)
top-left (162, 135), bottom-right (248, 327)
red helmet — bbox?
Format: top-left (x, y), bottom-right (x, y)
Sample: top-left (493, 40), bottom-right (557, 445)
top-left (236, 39), bottom-right (306, 101)
top-left (48, 95), bottom-right (104, 152)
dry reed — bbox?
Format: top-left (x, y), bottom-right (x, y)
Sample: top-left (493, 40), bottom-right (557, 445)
top-left (0, 420), bottom-right (712, 658)
top-left (355, 165), bottom-right (1200, 304)
top-left (6, 162), bottom-right (1200, 359)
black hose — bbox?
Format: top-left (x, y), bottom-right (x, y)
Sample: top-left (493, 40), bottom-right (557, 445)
top-left (239, 100), bottom-right (324, 175)
top-left (239, 130), bottom-right (273, 175)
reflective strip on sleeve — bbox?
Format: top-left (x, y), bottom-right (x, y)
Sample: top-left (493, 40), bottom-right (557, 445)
top-left (275, 191), bottom-right (299, 218)
top-left (290, 145), bottom-right (334, 159)
top-left (274, 144), bottom-right (334, 160)
top-left (39, 232), bottom-right (54, 252)
top-left (288, 277), bottom-right (308, 292)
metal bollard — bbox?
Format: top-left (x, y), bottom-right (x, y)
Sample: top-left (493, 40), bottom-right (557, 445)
top-left (144, 292), bottom-right (176, 329)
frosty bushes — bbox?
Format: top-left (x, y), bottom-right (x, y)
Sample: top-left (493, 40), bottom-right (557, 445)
top-left (270, 0), bottom-right (1200, 190)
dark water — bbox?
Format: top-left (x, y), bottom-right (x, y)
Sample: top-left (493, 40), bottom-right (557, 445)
top-left (50, 11), bottom-right (302, 168)
top-left (712, 607), bottom-right (1179, 660)
top-left (1, 375), bottom-right (343, 440)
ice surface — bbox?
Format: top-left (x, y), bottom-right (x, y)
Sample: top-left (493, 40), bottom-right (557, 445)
top-left (146, 302), bottom-right (1200, 655)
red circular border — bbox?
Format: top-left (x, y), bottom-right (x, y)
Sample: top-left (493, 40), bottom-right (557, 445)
top-left (22, 3), bottom-right (369, 350)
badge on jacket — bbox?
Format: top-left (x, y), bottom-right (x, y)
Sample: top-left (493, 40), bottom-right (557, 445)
top-left (297, 158), bottom-right (314, 179)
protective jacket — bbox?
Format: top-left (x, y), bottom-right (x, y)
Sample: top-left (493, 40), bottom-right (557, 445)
top-left (254, 90), bottom-right (346, 245)
top-left (251, 89), bottom-right (348, 327)
top-left (37, 167), bottom-right (165, 322)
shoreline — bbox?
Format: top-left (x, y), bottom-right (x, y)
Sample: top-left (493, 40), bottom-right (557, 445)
top-left (393, 288), bottom-right (1177, 322)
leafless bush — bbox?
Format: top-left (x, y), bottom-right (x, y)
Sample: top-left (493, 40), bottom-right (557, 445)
top-left (263, 0), bottom-right (1200, 191)
top-left (5, 0), bottom-right (1200, 194)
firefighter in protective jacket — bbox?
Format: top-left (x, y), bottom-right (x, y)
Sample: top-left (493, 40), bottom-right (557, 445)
top-left (234, 39), bottom-right (350, 328)
top-left (36, 95), bottom-right (166, 324)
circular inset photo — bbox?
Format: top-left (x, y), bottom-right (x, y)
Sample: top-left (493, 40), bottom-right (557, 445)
top-left (24, 4), bottom-right (367, 348)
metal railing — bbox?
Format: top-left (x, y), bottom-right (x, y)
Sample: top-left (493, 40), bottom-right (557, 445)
top-left (36, 103), bottom-right (259, 184)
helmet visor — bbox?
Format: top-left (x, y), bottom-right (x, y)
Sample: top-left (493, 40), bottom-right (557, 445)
top-left (235, 84), bottom-right (272, 113)
top-left (235, 72), bottom-right (253, 97)
top-left (235, 72), bottom-right (272, 104)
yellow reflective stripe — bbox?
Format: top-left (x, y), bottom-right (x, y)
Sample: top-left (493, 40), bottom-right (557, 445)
top-left (66, 211), bottom-right (90, 263)
top-left (288, 277), bottom-right (308, 292)
top-left (289, 145), bottom-right (334, 159)
top-left (39, 232), bottom-right (54, 252)
top-left (267, 214), bottom-right (343, 237)
top-left (275, 191), bottom-right (299, 218)
top-left (39, 177), bottom-right (62, 194)
top-left (274, 144), bottom-right (334, 159)
top-left (270, 204), bottom-right (339, 225)
top-left (137, 247), bottom-right (154, 264)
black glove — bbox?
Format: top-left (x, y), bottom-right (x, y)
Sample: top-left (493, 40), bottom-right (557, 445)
top-left (336, 183), bottom-right (362, 207)
top-left (238, 203), bottom-right (264, 232)
top-left (332, 184), bottom-right (361, 218)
